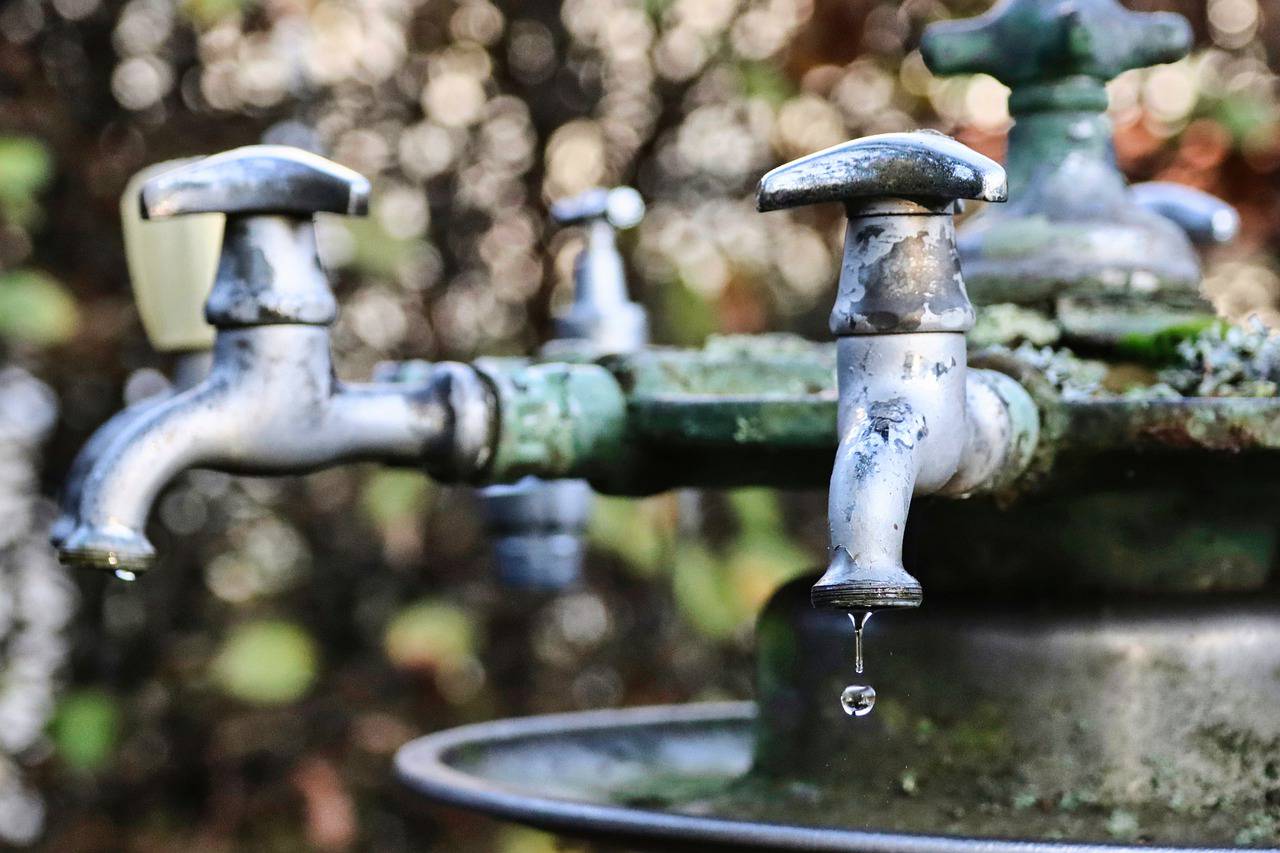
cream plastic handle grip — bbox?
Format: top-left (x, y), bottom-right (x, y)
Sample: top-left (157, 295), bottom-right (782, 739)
top-left (121, 160), bottom-right (221, 352)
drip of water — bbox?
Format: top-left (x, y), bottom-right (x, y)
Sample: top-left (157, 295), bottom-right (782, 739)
top-left (848, 611), bottom-right (872, 674)
top-left (113, 569), bottom-right (136, 582)
top-left (840, 683), bottom-right (876, 717)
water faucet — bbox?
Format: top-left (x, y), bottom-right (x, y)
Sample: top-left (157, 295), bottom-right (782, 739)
top-left (758, 131), bottom-right (1036, 611)
top-left (543, 186), bottom-right (648, 356)
top-left (50, 160), bottom-right (221, 548)
top-left (56, 146), bottom-right (494, 576)
top-left (922, 0), bottom-right (1238, 342)
top-left (478, 186), bottom-right (648, 589)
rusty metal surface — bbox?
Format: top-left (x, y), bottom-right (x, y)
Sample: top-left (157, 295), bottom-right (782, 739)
top-left (921, 0), bottom-right (1230, 335)
top-left (758, 131), bottom-right (1032, 612)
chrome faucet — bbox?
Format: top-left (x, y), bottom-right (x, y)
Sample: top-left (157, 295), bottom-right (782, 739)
top-left (478, 186), bottom-right (647, 589)
top-left (757, 131), bottom-right (1039, 611)
top-left (56, 146), bottom-right (494, 576)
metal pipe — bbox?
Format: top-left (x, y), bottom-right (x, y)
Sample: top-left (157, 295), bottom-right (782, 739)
top-left (60, 326), bottom-right (493, 575)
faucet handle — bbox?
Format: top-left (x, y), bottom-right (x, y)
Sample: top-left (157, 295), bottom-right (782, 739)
top-left (140, 145), bottom-right (370, 220)
top-left (756, 130), bottom-right (1006, 214)
top-left (922, 0), bottom-right (1190, 97)
top-left (550, 186), bottom-right (646, 230)
top-left (1130, 182), bottom-right (1240, 246)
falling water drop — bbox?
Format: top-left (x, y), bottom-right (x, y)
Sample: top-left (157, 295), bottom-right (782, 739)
top-left (848, 611), bottom-right (872, 674)
top-left (840, 684), bottom-right (876, 717)
top-left (113, 569), bottom-right (136, 582)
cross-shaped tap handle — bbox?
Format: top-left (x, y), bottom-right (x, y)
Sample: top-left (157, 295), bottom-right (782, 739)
top-left (759, 131), bottom-right (1005, 338)
top-left (550, 186), bottom-right (646, 230)
top-left (140, 145), bottom-right (369, 220)
top-left (922, 0), bottom-right (1190, 111)
top-left (757, 130), bottom-right (1005, 215)
top-left (140, 146), bottom-right (369, 329)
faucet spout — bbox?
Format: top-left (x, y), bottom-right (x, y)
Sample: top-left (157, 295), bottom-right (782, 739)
top-left (59, 326), bottom-right (493, 575)
top-left (816, 397), bottom-right (925, 611)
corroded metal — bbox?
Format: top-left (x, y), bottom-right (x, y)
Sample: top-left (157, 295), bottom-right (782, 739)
top-left (921, 0), bottom-right (1235, 342)
top-left (53, 161), bottom-right (221, 548)
top-left (476, 358), bottom-right (627, 484)
top-left (477, 186), bottom-right (648, 590)
top-left (756, 130), bottom-right (1005, 215)
top-left (55, 142), bottom-right (1279, 595)
top-left (747, 577), bottom-right (1280, 847)
top-left (758, 131), bottom-right (1036, 612)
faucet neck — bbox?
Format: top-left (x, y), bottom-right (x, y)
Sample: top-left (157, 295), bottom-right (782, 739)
top-left (831, 208), bottom-right (974, 337)
top-left (205, 215), bottom-right (338, 328)
top-left (1005, 107), bottom-right (1115, 199)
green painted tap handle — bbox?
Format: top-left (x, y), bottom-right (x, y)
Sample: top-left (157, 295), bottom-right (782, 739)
top-left (921, 0), bottom-right (1191, 88)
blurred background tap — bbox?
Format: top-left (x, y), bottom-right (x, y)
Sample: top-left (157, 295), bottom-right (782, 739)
top-left (478, 186), bottom-right (647, 592)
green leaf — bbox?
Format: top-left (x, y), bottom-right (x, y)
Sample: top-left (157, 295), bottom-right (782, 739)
top-left (737, 61), bottom-right (795, 107)
top-left (341, 217), bottom-right (420, 278)
top-left (0, 269), bottom-right (80, 346)
top-left (51, 689), bottom-right (120, 772)
top-left (587, 495), bottom-right (670, 576)
top-left (657, 279), bottom-right (717, 347)
top-left (212, 620), bottom-right (319, 706)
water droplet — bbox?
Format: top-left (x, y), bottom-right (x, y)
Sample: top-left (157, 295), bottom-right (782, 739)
top-left (114, 569), bottom-right (136, 582)
top-left (840, 683), bottom-right (876, 717)
top-left (848, 611), bottom-right (872, 674)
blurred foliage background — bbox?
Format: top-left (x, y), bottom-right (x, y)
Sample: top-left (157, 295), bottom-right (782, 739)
top-left (1, 0), bottom-right (1279, 848)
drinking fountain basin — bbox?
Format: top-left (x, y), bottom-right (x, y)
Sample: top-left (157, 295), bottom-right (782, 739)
top-left (396, 578), bottom-right (1280, 852)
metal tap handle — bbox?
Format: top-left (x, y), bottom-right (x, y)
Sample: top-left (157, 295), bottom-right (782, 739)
top-left (757, 130), bottom-right (1006, 213)
top-left (1130, 182), bottom-right (1240, 246)
top-left (138, 146), bottom-right (368, 328)
top-left (921, 0), bottom-right (1190, 93)
top-left (550, 186), bottom-right (646, 229)
top-left (140, 145), bottom-right (370, 220)
top-left (759, 131), bottom-right (1005, 338)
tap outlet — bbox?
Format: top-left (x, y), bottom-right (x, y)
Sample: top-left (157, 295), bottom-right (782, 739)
top-left (758, 131), bottom-right (1037, 612)
top-left (53, 161), bottom-right (219, 549)
top-left (56, 147), bottom-right (494, 576)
